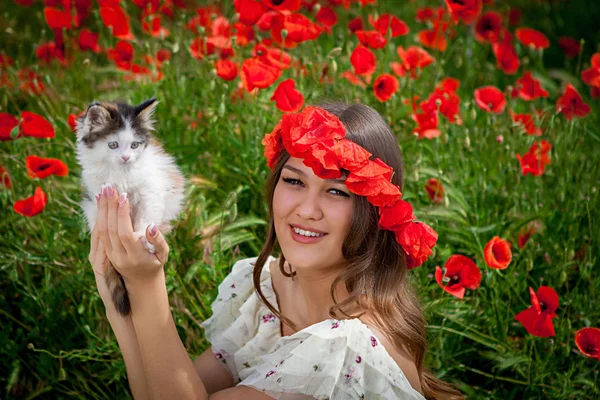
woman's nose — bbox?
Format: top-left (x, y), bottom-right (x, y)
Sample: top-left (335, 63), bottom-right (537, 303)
top-left (296, 192), bottom-right (323, 220)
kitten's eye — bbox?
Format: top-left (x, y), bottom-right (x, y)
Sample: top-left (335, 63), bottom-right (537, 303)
top-left (108, 141), bottom-right (119, 149)
top-left (131, 142), bottom-right (139, 149)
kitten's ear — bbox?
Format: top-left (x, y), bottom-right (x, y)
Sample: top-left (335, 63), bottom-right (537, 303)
top-left (135, 98), bottom-right (158, 131)
top-left (76, 102), bottom-right (111, 139)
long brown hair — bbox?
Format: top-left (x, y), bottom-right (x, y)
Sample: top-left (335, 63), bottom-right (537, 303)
top-left (253, 101), bottom-right (462, 399)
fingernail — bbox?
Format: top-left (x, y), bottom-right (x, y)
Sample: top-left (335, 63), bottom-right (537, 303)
top-left (106, 186), bottom-right (114, 197)
top-left (95, 193), bottom-right (101, 202)
top-left (149, 223), bottom-right (158, 237)
top-left (118, 193), bottom-right (128, 206)
top-left (101, 185), bottom-right (110, 197)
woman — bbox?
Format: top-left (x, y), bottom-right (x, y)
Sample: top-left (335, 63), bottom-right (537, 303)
top-left (89, 101), bottom-right (462, 399)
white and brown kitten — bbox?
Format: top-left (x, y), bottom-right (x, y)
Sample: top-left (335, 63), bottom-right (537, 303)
top-left (76, 98), bottom-right (185, 316)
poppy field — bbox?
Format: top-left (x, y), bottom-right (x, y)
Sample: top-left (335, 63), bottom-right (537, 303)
top-left (1, 0), bottom-right (599, 398)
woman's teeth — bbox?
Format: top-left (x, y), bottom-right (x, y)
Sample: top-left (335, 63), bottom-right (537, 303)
top-left (293, 227), bottom-right (325, 237)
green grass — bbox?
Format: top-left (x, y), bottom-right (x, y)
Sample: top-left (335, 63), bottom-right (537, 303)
top-left (1, 0), bottom-right (599, 398)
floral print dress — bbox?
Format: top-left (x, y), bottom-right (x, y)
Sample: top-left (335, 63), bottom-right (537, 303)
top-left (201, 256), bottom-right (425, 400)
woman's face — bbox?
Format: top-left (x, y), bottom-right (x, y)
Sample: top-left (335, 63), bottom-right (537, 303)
top-left (273, 157), bottom-right (354, 271)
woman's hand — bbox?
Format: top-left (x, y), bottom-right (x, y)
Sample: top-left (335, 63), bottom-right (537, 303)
top-left (88, 225), bottom-right (115, 310)
top-left (96, 185), bottom-right (169, 288)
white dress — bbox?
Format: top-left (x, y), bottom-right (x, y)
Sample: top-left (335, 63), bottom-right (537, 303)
top-left (201, 256), bottom-right (426, 400)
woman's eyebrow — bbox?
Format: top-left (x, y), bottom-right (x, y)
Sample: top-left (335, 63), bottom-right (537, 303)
top-left (283, 165), bottom-right (347, 184)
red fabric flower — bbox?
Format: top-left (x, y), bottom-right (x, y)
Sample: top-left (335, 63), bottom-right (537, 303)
top-left (20, 112), bottom-right (55, 139)
top-left (558, 36), bottom-right (581, 59)
top-left (331, 140), bottom-right (372, 170)
top-left (513, 71), bottom-right (549, 101)
top-left (396, 46), bottom-right (435, 79)
top-left (444, 0), bottom-right (482, 25)
top-left (378, 199), bottom-right (414, 231)
top-left (512, 113), bottom-right (542, 136)
top-left (492, 30), bottom-right (520, 75)
top-left (215, 59), bottom-right (238, 81)
top-left (581, 53), bottom-right (600, 88)
top-left (399, 222), bottom-right (438, 269)
top-left (556, 84), bottom-right (591, 120)
top-left (515, 27), bottom-right (549, 50)
top-left (355, 30), bottom-right (387, 49)
top-left (100, 6), bottom-right (134, 41)
top-left (371, 14), bottom-right (409, 38)
top-left (0, 166), bottom-right (11, 188)
top-left (516, 140), bottom-right (552, 176)
top-left (13, 187), bottom-right (48, 217)
top-left (26, 155), bottom-right (69, 179)
top-left (270, 79), bottom-right (304, 113)
top-left (425, 178), bottom-right (444, 203)
top-left (350, 45), bottom-right (376, 76)
top-left (483, 236), bottom-right (512, 270)
top-left (514, 286), bottom-right (559, 337)
top-left (475, 11), bottom-right (503, 43)
top-left (0, 113), bottom-right (19, 141)
top-left (240, 58), bottom-right (282, 92)
top-left (234, 0), bottom-right (266, 25)
top-left (78, 29), bottom-right (101, 53)
top-left (373, 74), bottom-right (398, 102)
top-left (575, 327), bottom-right (600, 359)
top-left (262, 121), bottom-right (283, 169)
top-left (435, 255), bottom-right (481, 299)
top-left (474, 86), bottom-right (506, 114)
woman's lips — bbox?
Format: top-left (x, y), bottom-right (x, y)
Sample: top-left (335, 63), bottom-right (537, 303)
top-left (289, 224), bottom-right (327, 244)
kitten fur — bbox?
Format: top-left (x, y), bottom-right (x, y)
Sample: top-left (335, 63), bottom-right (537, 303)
top-left (76, 98), bottom-right (185, 316)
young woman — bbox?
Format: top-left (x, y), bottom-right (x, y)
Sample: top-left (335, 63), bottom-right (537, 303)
top-left (89, 101), bottom-right (462, 399)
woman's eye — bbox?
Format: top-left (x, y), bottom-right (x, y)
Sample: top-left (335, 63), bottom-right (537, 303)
top-left (282, 177), bottom-right (303, 186)
top-left (131, 142), bottom-right (139, 149)
top-left (108, 141), bottom-right (118, 149)
top-left (329, 189), bottom-right (350, 197)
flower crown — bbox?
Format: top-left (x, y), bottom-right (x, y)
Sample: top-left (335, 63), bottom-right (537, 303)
top-left (262, 106), bottom-right (438, 269)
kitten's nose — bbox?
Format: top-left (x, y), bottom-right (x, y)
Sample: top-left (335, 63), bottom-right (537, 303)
top-left (122, 155), bottom-right (130, 162)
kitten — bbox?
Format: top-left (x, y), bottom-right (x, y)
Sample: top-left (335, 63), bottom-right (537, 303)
top-left (75, 98), bottom-right (185, 316)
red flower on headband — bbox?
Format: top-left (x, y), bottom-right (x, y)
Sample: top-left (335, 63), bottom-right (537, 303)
top-left (371, 14), bottom-right (409, 38)
top-left (0, 113), bottom-right (19, 141)
top-left (26, 156), bottom-right (69, 179)
top-left (512, 113), bottom-right (542, 136)
top-left (475, 11), bottom-right (503, 43)
top-left (515, 286), bottom-right (559, 337)
top-left (493, 30), bottom-right (520, 75)
top-left (350, 45), bottom-right (376, 76)
top-left (435, 255), bottom-right (481, 299)
top-left (483, 236), bottom-right (512, 270)
top-left (425, 178), bottom-right (444, 203)
top-left (379, 199), bottom-right (414, 231)
top-left (241, 58), bottom-right (282, 92)
top-left (0, 166), bottom-right (11, 188)
top-left (515, 27), bottom-right (550, 50)
top-left (558, 37), bottom-right (581, 59)
top-left (444, 0), bottom-right (482, 25)
top-left (516, 140), bottom-right (552, 176)
top-left (13, 187), bottom-right (47, 217)
top-left (271, 79), bottom-right (305, 113)
top-left (373, 74), bottom-right (398, 102)
top-left (356, 30), bottom-right (387, 49)
top-left (513, 71), bottom-right (549, 101)
top-left (20, 112), bottom-right (55, 139)
top-left (575, 328), bottom-right (600, 359)
top-left (262, 121), bottom-right (283, 169)
top-left (399, 222), bottom-right (438, 269)
top-left (331, 140), bottom-right (372, 170)
top-left (474, 86), bottom-right (506, 114)
top-left (556, 84), bottom-right (590, 120)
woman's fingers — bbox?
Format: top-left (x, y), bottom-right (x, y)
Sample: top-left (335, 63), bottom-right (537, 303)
top-left (116, 192), bottom-right (136, 253)
top-left (146, 224), bottom-right (169, 265)
top-left (107, 187), bottom-right (128, 255)
top-left (97, 186), bottom-right (112, 254)
top-left (89, 225), bottom-right (98, 264)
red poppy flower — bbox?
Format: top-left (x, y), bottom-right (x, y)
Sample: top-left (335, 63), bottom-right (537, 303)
top-left (67, 110), bottom-right (85, 132)
top-left (425, 178), bottom-right (444, 203)
top-left (444, 0), bottom-right (482, 25)
top-left (99, 6), bottom-right (134, 40)
top-left (575, 328), bottom-right (600, 359)
top-left (558, 36), bottom-right (581, 59)
top-left (513, 71), bottom-right (549, 101)
top-left (340, 70), bottom-right (367, 88)
top-left (0, 166), bottom-right (11, 188)
top-left (412, 108), bottom-right (441, 140)
top-left (214, 59), bottom-right (238, 81)
top-left (355, 30), bottom-right (387, 49)
top-left (396, 46), bottom-right (435, 79)
top-left (234, 0), bottom-right (267, 25)
top-left (373, 74), bottom-right (398, 102)
top-left (261, 0), bottom-right (300, 12)
top-left (474, 86), bottom-right (506, 114)
top-left (514, 286), bottom-right (559, 337)
top-left (371, 14), bottom-right (409, 38)
top-left (483, 236), bottom-right (512, 270)
top-left (270, 79), bottom-right (304, 113)
top-left (20, 112), bottom-right (55, 139)
top-left (0, 113), bottom-right (19, 141)
top-left (399, 222), bottom-right (438, 269)
top-left (512, 113), bottom-right (542, 136)
top-left (492, 30), bottom-right (520, 75)
top-left (26, 155), bottom-right (69, 179)
top-left (253, 43), bottom-right (292, 70)
top-left (43, 6), bottom-right (72, 30)
top-left (435, 255), bottom-right (482, 299)
top-left (13, 187), bottom-right (48, 217)
top-left (18, 68), bottom-right (45, 95)
top-left (256, 10), bottom-right (279, 31)
top-left (516, 140), bottom-right (552, 176)
top-left (515, 27), bottom-right (549, 50)
top-left (78, 29), bottom-right (101, 53)
top-left (475, 11), bottom-right (503, 43)
top-left (270, 12), bottom-right (322, 47)
top-left (142, 13), bottom-right (169, 38)
top-left (556, 84), bottom-right (591, 120)
top-left (518, 227), bottom-right (535, 248)
top-left (36, 41), bottom-right (66, 65)
top-left (348, 17), bottom-right (363, 33)
top-left (107, 40), bottom-right (134, 70)
top-left (316, 7), bottom-right (338, 28)
top-left (350, 45), bottom-right (376, 76)
top-left (418, 23), bottom-right (448, 52)
top-left (581, 53), bottom-right (600, 88)
top-left (234, 22), bottom-right (255, 47)
top-left (421, 88), bottom-right (461, 124)
top-left (240, 58), bottom-right (281, 92)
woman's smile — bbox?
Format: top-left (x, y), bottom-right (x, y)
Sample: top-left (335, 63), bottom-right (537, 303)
top-left (289, 223), bottom-right (328, 244)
